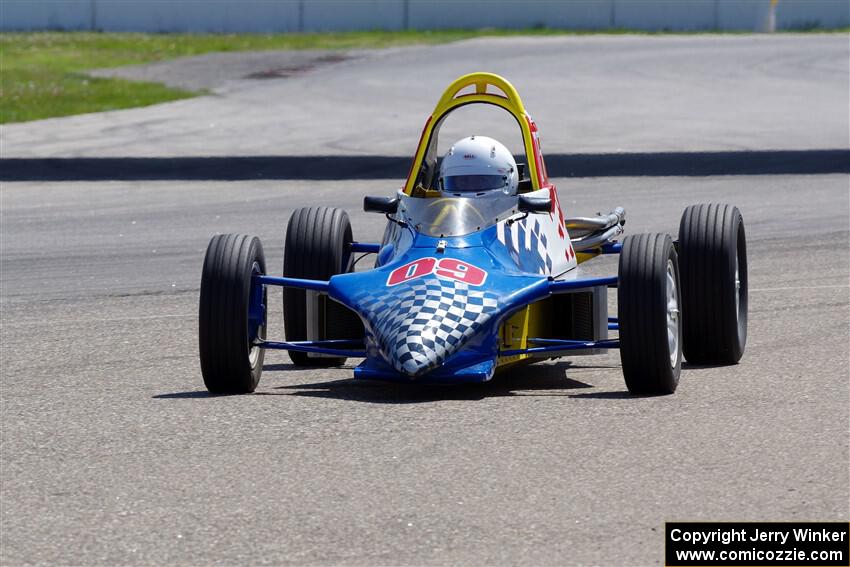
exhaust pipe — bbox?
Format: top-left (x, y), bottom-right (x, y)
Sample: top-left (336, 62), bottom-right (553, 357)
top-left (572, 223), bottom-right (625, 252)
top-left (565, 207), bottom-right (625, 232)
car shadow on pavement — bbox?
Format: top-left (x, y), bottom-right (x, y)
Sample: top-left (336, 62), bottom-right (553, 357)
top-left (152, 362), bottom-right (647, 402)
top-left (569, 391), bottom-right (643, 399)
top-left (262, 363), bottom-right (302, 371)
top-left (257, 362), bottom-right (598, 404)
top-left (567, 362), bottom-right (733, 399)
top-left (681, 361), bottom-right (734, 370)
top-left (153, 390), bottom-right (214, 399)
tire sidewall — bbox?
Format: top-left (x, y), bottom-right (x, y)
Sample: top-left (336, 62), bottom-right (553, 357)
top-left (668, 246), bottom-right (683, 376)
top-left (727, 213), bottom-right (747, 359)
top-left (198, 234), bottom-right (266, 394)
top-left (618, 233), bottom-right (681, 395)
top-left (245, 244), bottom-right (267, 382)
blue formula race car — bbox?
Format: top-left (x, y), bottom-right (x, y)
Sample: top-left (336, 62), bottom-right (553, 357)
top-left (198, 73), bottom-right (748, 395)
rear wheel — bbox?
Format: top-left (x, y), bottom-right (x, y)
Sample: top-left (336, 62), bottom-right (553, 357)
top-left (199, 234), bottom-right (266, 394)
top-left (678, 203), bottom-right (748, 364)
top-left (618, 233), bottom-right (682, 395)
top-left (283, 207), bottom-right (358, 366)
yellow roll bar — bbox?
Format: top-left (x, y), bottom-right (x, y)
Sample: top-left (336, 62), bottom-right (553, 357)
top-left (403, 72), bottom-right (545, 195)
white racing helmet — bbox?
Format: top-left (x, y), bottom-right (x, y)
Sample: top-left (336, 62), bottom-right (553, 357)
top-left (439, 136), bottom-right (518, 196)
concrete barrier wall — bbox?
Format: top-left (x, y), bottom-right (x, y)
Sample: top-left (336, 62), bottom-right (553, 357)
top-left (2, 0), bottom-right (848, 32)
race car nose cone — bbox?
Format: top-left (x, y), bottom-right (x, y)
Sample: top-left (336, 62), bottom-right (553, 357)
top-left (342, 276), bottom-right (500, 379)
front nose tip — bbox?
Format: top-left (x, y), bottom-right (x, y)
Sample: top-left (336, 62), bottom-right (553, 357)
top-left (392, 340), bottom-right (442, 378)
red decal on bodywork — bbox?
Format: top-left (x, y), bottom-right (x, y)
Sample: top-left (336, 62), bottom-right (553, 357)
top-left (526, 116), bottom-right (549, 187)
top-left (387, 257), bottom-right (437, 286)
top-left (386, 258), bottom-right (488, 286)
top-left (435, 258), bottom-right (487, 286)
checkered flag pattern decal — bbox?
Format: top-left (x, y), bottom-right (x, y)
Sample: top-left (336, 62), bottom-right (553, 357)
top-left (350, 277), bottom-right (500, 377)
top-left (497, 217), bottom-right (553, 274)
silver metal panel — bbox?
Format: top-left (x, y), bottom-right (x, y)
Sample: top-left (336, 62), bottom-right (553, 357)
top-left (305, 290), bottom-right (336, 359)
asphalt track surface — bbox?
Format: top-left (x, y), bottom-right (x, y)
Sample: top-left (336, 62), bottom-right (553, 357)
top-left (1, 35), bottom-right (849, 566)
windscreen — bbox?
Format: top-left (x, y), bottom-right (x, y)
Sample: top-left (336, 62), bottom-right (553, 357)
top-left (397, 194), bottom-right (519, 238)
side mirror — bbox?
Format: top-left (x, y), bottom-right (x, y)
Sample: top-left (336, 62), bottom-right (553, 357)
top-left (517, 195), bottom-right (551, 214)
top-left (364, 196), bottom-right (399, 214)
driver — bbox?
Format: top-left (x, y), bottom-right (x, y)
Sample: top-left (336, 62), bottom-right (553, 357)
top-left (438, 136), bottom-right (518, 197)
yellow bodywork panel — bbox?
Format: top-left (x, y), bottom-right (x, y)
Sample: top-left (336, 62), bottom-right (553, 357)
top-left (575, 250), bottom-right (601, 264)
top-left (496, 298), bottom-right (551, 368)
top-left (403, 72), bottom-right (542, 195)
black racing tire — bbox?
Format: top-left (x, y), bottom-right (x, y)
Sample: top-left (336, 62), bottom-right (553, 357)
top-left (199, 234), bottom-right (266, 394)
top-left (618, 233), bottom-right (682, 395)
top-left (283, 207), bottom-right (353, 367)
top-left (678, 203), bottom-right (748, 365)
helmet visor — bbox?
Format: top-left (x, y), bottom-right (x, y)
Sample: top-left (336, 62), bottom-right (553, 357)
top-left (441, 174), bottom-right (506, 192)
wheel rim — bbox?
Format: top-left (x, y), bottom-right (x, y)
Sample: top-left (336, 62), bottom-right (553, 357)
top-left (734, 237), bottom-right (747, 343)
top-left (666, 259), bottom-right (680, 367)
top-left (248, 261), bottom-right (265, 368)
top-left (734, 252), bottom-right (740, 322)
top-left (248, 330), bottom-right (262, 367)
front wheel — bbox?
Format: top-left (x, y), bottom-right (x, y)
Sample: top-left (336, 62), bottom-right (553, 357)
top-left (618, 233), bottom-right (682, 395)
top-left (199, 234), bottom-right (266, 394)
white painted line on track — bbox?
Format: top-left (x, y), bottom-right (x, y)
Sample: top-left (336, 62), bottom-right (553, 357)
top-left (2, 313), bottom-right (191, 328)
